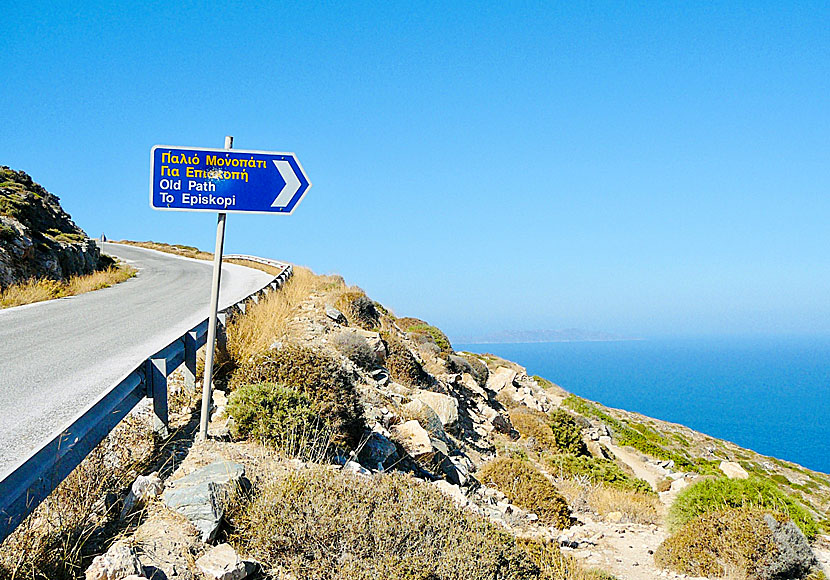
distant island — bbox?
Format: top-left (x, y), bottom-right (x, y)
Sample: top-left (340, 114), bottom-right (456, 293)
top-left (456, 328), bottom-right (641, 344)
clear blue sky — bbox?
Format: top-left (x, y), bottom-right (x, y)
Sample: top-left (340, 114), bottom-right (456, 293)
top-left (2, 2), bottom-right (828, 340)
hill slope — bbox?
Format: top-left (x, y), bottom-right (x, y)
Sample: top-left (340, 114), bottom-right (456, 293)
top-left (0, 166), bottom-right (100, 288)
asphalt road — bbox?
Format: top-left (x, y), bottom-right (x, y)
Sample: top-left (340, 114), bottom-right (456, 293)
top-left (0, 243), bottom-right (274, 477)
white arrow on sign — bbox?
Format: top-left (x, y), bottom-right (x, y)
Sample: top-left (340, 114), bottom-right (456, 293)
top-left (271, 160), bottom-right (302, 207)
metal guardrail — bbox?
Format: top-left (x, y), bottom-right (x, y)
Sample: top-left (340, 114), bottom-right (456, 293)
top-left (0, 255), bottom-right (292, 544)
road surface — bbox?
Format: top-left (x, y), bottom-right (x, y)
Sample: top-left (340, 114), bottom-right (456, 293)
top-left (0, 243), bottom-right (274, 477)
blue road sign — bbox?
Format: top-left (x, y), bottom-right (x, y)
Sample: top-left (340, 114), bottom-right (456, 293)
top-left (150, 145), bottom-right (311, 215)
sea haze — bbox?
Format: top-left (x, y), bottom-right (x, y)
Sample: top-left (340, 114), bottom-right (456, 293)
top-left (455, 336), bottom-right (830, 474)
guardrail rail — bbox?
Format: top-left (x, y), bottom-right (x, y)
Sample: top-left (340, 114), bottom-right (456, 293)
top-left (0, 255), bottom-right (292, 544)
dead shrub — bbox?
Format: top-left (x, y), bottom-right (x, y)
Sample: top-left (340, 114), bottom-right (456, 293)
top-left (478, 457), bottom-right (573, 529)
top-left (509, 408), bottom-right (559, 451)
top-left (228, 467), bottom-right (587, 580)
top-left (380, 331), bottom-right (430, 388)
top-left (555, 478), bottom-right (661, 525)
top-left (332, 331), bottom-right (378, 369)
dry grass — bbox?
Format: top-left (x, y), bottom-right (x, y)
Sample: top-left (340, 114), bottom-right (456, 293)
top-left (115, 240), bottom-right (213, 260)
top-left (225, 267), bottom-right (344, 363)
top-left (509, 408), bottom-right (559, 451)
top-left (228, 466), bottom-right (609, 580)
top-left (555, 477), bottom-right (661, 525)
top-left (0, 265), bottom-right (135, 309)
top-left (224, 257), bottom-right (283, 275)
top-left (0, 416), bottom-right (156, 579)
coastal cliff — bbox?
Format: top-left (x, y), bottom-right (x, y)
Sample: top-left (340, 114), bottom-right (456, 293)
top-left (2, 258), bottom-right (828, 580)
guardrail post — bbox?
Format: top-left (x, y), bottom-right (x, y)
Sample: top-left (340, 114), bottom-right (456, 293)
top-left (184, 329), bottom-right (198, 391)
top-left (217, 312), bottom-right (228, 353)
top-left (146, 356), bottom-right (170, 437)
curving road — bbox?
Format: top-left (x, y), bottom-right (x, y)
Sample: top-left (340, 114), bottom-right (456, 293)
top-left (0, 243), bottom-right (274, 477)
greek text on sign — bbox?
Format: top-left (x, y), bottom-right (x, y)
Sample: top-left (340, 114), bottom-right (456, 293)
top-left (149, 145), bottom-right (311, 215)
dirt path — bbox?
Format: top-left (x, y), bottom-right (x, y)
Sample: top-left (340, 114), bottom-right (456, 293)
top-left (600, 438), bottom-right (662, 490)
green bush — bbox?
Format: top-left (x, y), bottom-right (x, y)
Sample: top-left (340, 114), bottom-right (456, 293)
top-left (563, 396), bottom-right (696, 471)
top-left (478, 457), bottom-right (573, 529)
top-left (227, 383), bottom-right (315, 446)
top-left (407, 323), bottom-right (453, 353)
top-left (230, 344), bottom-right (364, 448)
top-left (0, 225), bottom-right (15, 242)
top-left (668, 477), bottom-right (818, 540)
top-left (544, 454), bottom-right (654, 495)
top-left (655, 508), bottom-right (786, 577)
top-left (548, 410), bottom-right (588, 456)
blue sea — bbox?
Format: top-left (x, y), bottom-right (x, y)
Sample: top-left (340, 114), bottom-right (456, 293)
top-left (455, 337), bottom-right (830, 474)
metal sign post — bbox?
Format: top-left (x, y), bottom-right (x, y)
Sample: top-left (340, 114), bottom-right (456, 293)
top-left (149, 137), bottom-right (311, 441)
top-left (198, 136), bottom-right (231, 441)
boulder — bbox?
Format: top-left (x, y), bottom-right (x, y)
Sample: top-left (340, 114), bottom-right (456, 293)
top-left (719, 461), bottom-right (749, 479)
top-left (412, 390), bottom-right (458, 429)
top-left (162, 460), bottom-right (245, 542)
top-left (402, 399), bottom-right (446, 440)
top-left (120, 472), bottom-right (163, 519)
top-left (343, 461), bottom-right (372, 476)
top-left (324, 304), bottom-right (347, 324)
top-left (486, 367), bottom-right (517, 393)
top-left (358, 428), bottom-right (398, 470)
top-left (195, 543), bottom-right (250, 580)
top-left (460, 372), bottom-right (487, 398)
top-left (392, 420), bottom-right (433, 458)
top-left (431, 480), bottom-right (469, 507)
top-left (85, 542), bottom-right (143, 580)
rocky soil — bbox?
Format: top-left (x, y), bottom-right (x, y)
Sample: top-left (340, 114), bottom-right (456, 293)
top-left (35, 267), bottom-right (829, 580)
top-left (0, 166), bottom-right (101, 288)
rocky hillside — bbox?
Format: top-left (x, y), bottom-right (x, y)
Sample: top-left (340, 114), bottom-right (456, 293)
top-left (0, 166), bottom-right (101, 288)
top-left (3, 265), bottom-right (828, 580)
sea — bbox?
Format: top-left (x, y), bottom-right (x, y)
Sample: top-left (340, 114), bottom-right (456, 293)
top-left (455, 337), bottom-right (830, 474)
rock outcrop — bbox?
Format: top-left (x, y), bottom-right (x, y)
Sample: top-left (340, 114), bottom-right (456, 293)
top-left (0, 166), bottom-right (101, 288)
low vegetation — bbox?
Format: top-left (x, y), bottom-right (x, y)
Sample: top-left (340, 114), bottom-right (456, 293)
top-left (332, 331), bottom-right (378, 369)
top-left (381, 330), bottom-right (430, 387)
top-left (334, 289), bottom-right (381, 330)
top-left (562, 395), bottom-right (715, 474)
top-left (544, 454), bottom-right (653, 495)
top-left (228, 467), bottom-right (609, 580)
top-left (557, 477), bottom-right (661, 525)
top-left (478, 457), bottom-right (573, 529)
top-left (229, 343), bottom-right (365, 449)
top-left (509, 408), bottom-right (561, 451)
top-left (655, 507), bottom-right (817, 579)
top-left (668, 476), bottom-right (819, 540)
top-left (115, 240), bottom-right (214, 260)
top-left (0, 417), bottom-right (155, 580)
top-left (227, 383), bottom-right (317, 447)
top-left (225, 266), bottom-right (341, 362)
top-left (406, 322), bottom-right (453, 353)
top-left (0, 264), bottom-right (135, 309)
top-left (548, 410), bottom-right (589, 456)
